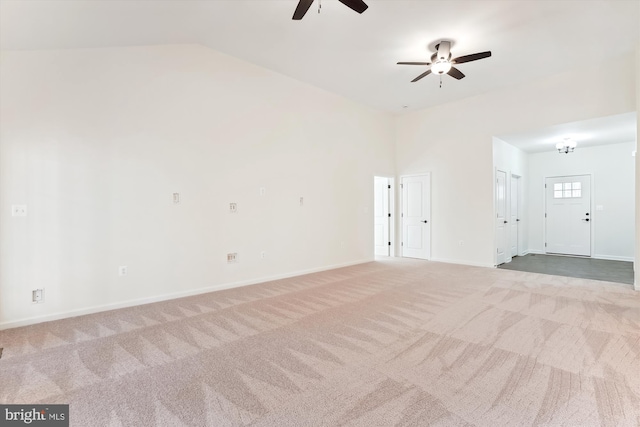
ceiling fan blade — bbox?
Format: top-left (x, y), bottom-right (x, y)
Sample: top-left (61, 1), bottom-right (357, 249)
top-left (447, 67), bottom-right (465, 80)
top-left (411, 69), bottom-right (432, 82)
top-left (338, 0), bottom-right (369, 14)
top-left (397, 62), bottom-right (431, 66)
top-left (436, 41), bottom-right (451, 61)
top-left (452, 51), bottom-right (491, 64)
top-left (292, 0), bottom-right (314, 20)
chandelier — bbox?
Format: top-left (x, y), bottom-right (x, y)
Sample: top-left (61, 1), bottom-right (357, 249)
top-left (556, 138), bottom-right (577, 154)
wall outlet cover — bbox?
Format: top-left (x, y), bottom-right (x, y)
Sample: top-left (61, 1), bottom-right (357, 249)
top-left (11, 205), bottom-right (27, 217)
top-left (32, 289), bottom-right (44, 303)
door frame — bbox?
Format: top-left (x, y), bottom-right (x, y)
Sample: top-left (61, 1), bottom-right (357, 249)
top-left (399, 173), bottom-right (431, 260)
top-left (373, 176), bottom-right (396, 257)
top-left (543, 173), bottom-right (594, 257)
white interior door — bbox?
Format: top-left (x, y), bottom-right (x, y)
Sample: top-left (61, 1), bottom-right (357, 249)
top-left (374, 177), bottom-right (390, 256)
top-left (401, 174), bottom-right (430, 259)
top-left (546, 175), bottom-right (591, 256)
top-left (495, 170), bottom-right (507, 265)
top-left (510, 175), bottom-right (520, 257)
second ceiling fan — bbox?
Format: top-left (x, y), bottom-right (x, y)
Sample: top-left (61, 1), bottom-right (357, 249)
top-left (292, 0), bottom-right (368, 20)
top-left (398, 41), bottom-right (491, 85)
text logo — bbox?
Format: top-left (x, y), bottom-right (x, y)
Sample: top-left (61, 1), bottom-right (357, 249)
top-left (1, 405), bottom-right (68, 426)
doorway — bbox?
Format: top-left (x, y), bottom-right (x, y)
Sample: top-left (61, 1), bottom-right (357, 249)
top-left (374, 177), bottom-right (393, 256)
top-left (545, 175), bottom-right (591, 256)
top-left (401, 174), bottom-right (431, 260)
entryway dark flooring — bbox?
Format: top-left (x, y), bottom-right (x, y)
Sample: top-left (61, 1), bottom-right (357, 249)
top-left (498, 254), bottom-right (634, 285)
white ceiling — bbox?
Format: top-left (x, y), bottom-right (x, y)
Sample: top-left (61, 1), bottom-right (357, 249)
top-left (496, 112), bottom-right (637, 153)
top-left (1, 0), bottom-right (638, 115)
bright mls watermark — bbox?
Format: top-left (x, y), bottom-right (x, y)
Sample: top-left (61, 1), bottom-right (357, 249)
top-left (1, 405), bottom-right (68, 426)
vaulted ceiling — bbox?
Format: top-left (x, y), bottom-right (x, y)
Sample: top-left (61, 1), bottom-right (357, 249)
top-left (2, 0), bottom-right (638, 115)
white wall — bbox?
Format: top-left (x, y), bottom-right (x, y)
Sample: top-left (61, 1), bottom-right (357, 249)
top-left (636, 44), bottom-right (640, 290)
top-left (395, 52), bottom-right (636, 268)
top-left (493, 137), bottom-right (528, 262)
top-left (0, 44), bottom-right (395, 328)
top-left (527, 142), bottom-right (635, 261)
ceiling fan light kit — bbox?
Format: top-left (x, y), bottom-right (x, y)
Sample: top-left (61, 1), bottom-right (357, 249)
top-left (397, 41), bottom-right (492, 87)
top-left (431, 59), bottom-right (452, 75)
top-left (290, 5), bottom-right (492, 91)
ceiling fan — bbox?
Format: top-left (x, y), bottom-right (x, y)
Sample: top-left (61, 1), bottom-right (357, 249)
top-left (292, 0), bottom-right (368, 20)
top-left (397, 41), bottom-right (491, 86)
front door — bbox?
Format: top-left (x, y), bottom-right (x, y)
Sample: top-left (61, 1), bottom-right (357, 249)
top-left (545, 175), bottom-right (591, 256)
top-left (401, 174), bottom-right (430, 259)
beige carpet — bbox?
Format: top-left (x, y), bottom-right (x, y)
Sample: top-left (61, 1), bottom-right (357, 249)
top-left (1, 258), bottom-right (639, 426)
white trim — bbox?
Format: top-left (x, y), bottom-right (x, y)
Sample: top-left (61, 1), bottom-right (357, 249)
top-left (0, 259), bottom-right (371, 331)
top-left (525, 249), bottom-right (545, 255)
top-left (592, 254), bottom-right (635, 262)
top-left (399, 172), bottom-right (432, 179)
top-left (430, 257), bottom-right (495, 269)
top-left (515, 250), bottom-right (633, 263)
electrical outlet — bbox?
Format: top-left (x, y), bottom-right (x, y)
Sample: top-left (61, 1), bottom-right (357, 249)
top-left (227, 253), bottom-right (238, 263)
top-left (299, 197), bottom-right (304, 207)
top-left (173, 193), bottom-right (180, 204)
top-left (260, 251), bottom-right (266, 259)
top-left (11, 205), bottom-right (27, 217)
top-left (32, 289), bottom-right (44, 303)
top-left (259, 187), bottom-right (266, 196)
top-left (119, 266), bottom-right (127, 276)
top-left (459, 240), bottom-right (464, 247)
top-left (229, 203), bottom-right (237, 213)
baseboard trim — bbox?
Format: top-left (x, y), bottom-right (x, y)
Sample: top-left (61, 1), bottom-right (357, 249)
top-left (525, 250), bottom-right (545, 255)
top-left (430, 257), bottom-right (495, 269)
top-left (592, 255), bottom-right (635, 262)
top-left (520, 250), bottom-right (632, 263)
top-left (0, 259), bottom-right (372, 331)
